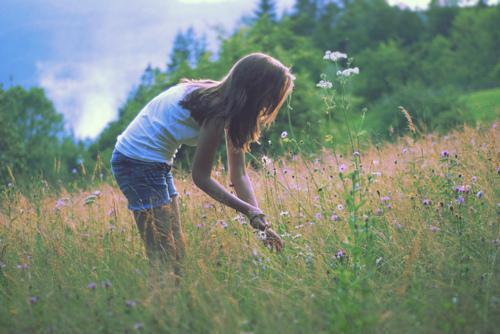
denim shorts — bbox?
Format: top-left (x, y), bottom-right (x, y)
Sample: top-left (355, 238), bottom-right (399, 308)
top-left (110, 149), bottom-right (179, 211)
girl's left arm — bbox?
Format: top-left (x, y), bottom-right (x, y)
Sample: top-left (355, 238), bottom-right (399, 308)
top-left (225, 129), bottom-right (259, 208)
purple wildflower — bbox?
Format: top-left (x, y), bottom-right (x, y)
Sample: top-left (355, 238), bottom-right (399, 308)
top-left (422, 198), bottom-right (431, 206)
top-left (339, 163), bottom-right (347, 173)
top-left (471, 176), bottom-right (477, 183)
top-left (126, 300), bottom-right (137, 308)
top-left (330, 214), bottom-right (340, 222)
top-left (87, 282), bottom-right (97, 290)
top-left (381, 196), bottom-right (390, 202)
top-left (315, 212), bottom-right (322, 220)
top-left (29, 296), bottom-right (39, 304)
top-left (476, 191), bottom-right (483, 199)
top-left (456, 196), bottom-right (465, 205)
top-left (335, 249), bottom-right (346, 260)
top-left (441, 150), bottom-right (449, 158)
top-left (429, 225), bottom-right (440, 232)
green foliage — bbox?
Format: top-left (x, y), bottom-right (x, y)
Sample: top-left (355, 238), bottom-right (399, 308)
top-left (0, 86), bottom-right (82, 188)
top-left (366, 83), bottom-right (468, 139)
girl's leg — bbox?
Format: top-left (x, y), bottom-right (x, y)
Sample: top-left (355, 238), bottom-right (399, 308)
top-left (170, 195), bottom-right (186, 262)
top-left (133, 205), bottom-right (178, 267)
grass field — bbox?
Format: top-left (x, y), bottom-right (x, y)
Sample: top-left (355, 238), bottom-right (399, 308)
top-left (0, 124), bottom-right (499, 333)
top-left (462, 87), bottom-right (500, 123)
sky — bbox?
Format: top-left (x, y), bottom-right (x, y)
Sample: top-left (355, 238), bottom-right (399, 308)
top-left (0, 0), bottom-right (496, 139)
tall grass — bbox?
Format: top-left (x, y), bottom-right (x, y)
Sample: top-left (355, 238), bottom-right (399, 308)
top-left (0, 123), bottom-right (498, 333)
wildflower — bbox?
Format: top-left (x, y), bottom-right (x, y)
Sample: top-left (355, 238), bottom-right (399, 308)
top-left (402, 148), bottom-right (408, 154)
top-left (29, 296), bottom-right (39, 305)
top-left (71, 168), bottom-right (78, 174)
top-left (337, 67), bottom-right (360, 77)
top-left (381, 196), bottom-right (390, 202)
top-left (441, 150), bottom-right (449, 158)
top-left (339, 163), bottom-right (347, 173)
top-left (331, 213), bottom-right (340, 222)
top-left (126, 300), bottom-right (137, 308)
top-left (393, 221), bottom-right (403, 230)
top-left (92, 190), bottom-right (102, 197)
top-left (353, 151), bottom-right (360, 157)
top-left (17, 263), bottom-right (28, 270)
top-left (476, 191), bottom-right (483, 199)
top-left (101, 280), bottom-right (112, 289)
top-left (335, 249), bottom-right (346, 260)
top-left (429, 225), bottom-right (440, 232)
top-left (202, 202), bottom-right (215, 209)
top-left (196, 223), bottom-right (204, 228)
top-left (261, 155), bottom-right (272, 165)
top-left (315, 212), bottom-right (322, 220)
top-left (216, 220), bottom-right (228, 229)
top-left (257, 231), bottom-right (267, 241)
top-left (471, 176), bottom-right (477, 183)
top-left (7, 182), bottom-right (13, 188)
top-left (456, 196), bottom-right (465, 205)
top-left (422, 199), bottom-right (431, 206)
top-left (316, 80), bottom-right (333, 89)
top-left (55, 198), bottom-right (69, 210)
top-left (323, 50), bottom-right (348, 61)
top-left (375, 257), bottom-right (383, 266)
top-left (233, 214), bottom-right (246, 225)
top-left (280, 131), bottom-right (288, 139)
top-left (337, 204), bottom-right (344, 211)
top-left (279, 211), bottom-right (289, 217)
top-left (134, 323), bottom-right (144, 331)
top-left (373, 160), bottom-right (379, 165)
top-left (88, 282), bottom-right (97, 290)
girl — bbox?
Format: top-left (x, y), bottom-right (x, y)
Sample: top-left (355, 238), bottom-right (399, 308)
top-left (110, 53), bottom-right (294, 271)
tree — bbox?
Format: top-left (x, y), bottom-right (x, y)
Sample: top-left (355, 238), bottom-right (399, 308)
top-left (254, 0), bottom-right (277, 21)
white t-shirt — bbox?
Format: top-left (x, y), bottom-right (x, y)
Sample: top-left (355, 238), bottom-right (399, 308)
top-left (115, 83), bottom-right (200, 165)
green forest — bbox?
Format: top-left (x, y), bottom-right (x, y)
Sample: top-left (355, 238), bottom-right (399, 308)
top-left (1, 0), bottom-right (499, 188)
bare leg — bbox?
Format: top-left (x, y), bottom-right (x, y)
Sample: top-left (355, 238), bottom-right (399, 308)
top-left (170, 196), bottom-right (186, 262)
top-left (133, 199), bottom-right (184, 276)
top-left (133, 205), bottom-right (177, 266)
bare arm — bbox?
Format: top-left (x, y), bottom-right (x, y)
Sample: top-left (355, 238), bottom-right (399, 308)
top-left (225, 129), bottom-right (259, 208)
top-left (191, 118), bottom-right (260, 216)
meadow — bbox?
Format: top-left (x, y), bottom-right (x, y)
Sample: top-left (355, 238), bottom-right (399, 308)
top-left (0, 123), bottom-right (498, 333)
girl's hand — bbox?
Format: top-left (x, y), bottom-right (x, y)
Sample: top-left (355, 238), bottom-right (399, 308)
top-left (248, 212), bottom-right (284, 252)
top-left (263, 228), bottom-right (283, 252)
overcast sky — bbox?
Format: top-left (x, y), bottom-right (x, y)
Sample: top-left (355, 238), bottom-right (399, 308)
top-left (0, 0), bottom-right (496, 138)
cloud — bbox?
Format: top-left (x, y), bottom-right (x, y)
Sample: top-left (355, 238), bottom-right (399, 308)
top-left (30, 0), bottom-right (294, 139)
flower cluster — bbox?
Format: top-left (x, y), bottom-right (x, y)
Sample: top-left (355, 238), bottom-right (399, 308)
top-left (337, 67), bottom-right (360, 77)
top-left (323, 50), bottom-right (347, 62)
top-left (316, 80), bottom-right (333, 89)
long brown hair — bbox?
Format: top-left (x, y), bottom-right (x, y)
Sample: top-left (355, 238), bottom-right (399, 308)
top-left (179, 52), bottom-right (294, 152)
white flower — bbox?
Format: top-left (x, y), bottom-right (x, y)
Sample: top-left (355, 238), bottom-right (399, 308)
top-left (324, 50), bottom-right (348, 62)
top-left (281, 131), bottom-right (288, 139)
top-left (261, 155), bottom-right (272, 165)
top-left (316, 80), bottom-right (333, 89)
top-left (337, 67), bottom-right (360, 77)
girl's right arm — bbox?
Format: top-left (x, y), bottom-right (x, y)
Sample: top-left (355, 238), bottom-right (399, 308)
top-left (191, 118), bottom-right (261, 217)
